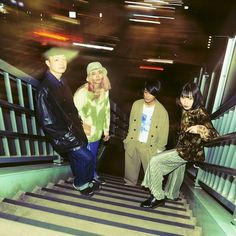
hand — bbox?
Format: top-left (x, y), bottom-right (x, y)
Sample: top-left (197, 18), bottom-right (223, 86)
top-left (82, 122), bottom-right (91, 136)
top-left (186, 125), bottom-right (199, 134)
top-left (103, 134), bottom-right (110, 141)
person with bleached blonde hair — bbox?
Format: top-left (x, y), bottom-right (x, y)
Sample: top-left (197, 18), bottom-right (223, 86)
top-left (73, 61), bottom-right (111, 184)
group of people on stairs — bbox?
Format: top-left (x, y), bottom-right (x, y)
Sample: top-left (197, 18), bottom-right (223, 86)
top-left (36, 47), bottom-right (218, 209)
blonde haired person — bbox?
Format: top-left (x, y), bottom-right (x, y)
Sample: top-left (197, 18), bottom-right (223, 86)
top-left (74, 62), bottom-right (111, 183)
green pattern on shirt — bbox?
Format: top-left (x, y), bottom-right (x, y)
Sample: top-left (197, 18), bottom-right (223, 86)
top-left (73, 84), bottom-right (110, 142)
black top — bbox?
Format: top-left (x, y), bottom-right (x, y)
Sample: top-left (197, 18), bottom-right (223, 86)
top-left (36, 71), bottom-right (87, 154)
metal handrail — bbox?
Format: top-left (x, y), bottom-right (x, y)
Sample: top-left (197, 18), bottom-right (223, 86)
top-left (211, 95), bottom-right (236, 119)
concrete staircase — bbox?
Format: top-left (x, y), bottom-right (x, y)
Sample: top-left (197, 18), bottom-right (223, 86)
top-left (0, 174), bottom-right (202, 236)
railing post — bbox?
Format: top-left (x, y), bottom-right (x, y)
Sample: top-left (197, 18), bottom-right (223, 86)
top-left (194, 165), bottom-right (203, 188)
top-left (53, 152), bottom-right (64, 165)
top-left (232, 207), bottom-right (236, 226)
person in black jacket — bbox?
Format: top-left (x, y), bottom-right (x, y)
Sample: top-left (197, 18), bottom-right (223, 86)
top-left (36, 48), bottom-right (100, 196)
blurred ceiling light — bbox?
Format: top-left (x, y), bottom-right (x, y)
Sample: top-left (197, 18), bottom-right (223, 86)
top-left (69, 11), bottom-right (76, 19)
top-left (0, 4), bottom-right (8, 14)
top-left (144, 0), bottom-right (182, 6)
top-left (167, 3), bottom-right (182, 6)
top-left (52, 14), bottom-right (79, 25)
top-left (129, 19), bottom-right (160, 24)
top-left (99, 12), bottom-right (103, 18)
top-left (73, 42), bottom-right (114, 51)
top-left (125, 1), bottom-right (152, 6)
top-left (139, 65), bottom-right (164, 71)
top-left (155, 6), bottom-right (175, 9)
top-left (78, 0), bottom-right (88, 3)
top-left (144, 58), bottom-right (173, 64)
top-left (144, 0), bottom-right (159, 1)
top-left (144, 0), bottom-right (167, 3)
top-left (10, 0), bottom-right (17, 4)
top-left (18, 1), bottom-right (24, 7)
top-left (33, 31), bottom-right (70, 41)
top-left (133, 13), bottom-right (174, 20)
top-left (77, 13), bottom-right (100, 19)
top-left (184, 6), bottom-right (189, 9)
top-left (126, 5), bottom-right (156, 10)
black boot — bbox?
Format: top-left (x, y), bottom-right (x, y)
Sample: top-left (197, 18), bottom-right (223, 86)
top-left (140, 195), bottom-right (165, 208)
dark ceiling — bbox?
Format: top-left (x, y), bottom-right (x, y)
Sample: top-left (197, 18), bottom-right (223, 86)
top-left (0, 0), bottom-right (235, 129)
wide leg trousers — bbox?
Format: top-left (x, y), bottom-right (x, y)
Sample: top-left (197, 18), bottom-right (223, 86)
top-left (124, 141), bottom-right (152, 186)
top-left (67, 146), bottom-right (95, 189)
top-left (142, 149), bottom-right (186, 200)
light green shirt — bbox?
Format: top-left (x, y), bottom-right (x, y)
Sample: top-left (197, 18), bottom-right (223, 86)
top-left (73, 84), bottom-right (110, 142)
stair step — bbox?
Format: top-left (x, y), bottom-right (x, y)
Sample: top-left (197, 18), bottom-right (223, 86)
top-left (37, 187), bottom-right (193, 220)
top-left (64, 179), bottom-right (188, 206)
top-left (0, 174), bottom-right (202, 236)
top-left (0, 216), bottom-right (72, 236)
top-left (0, 198), bottom-right (200, 236)
top-left (50, 183), bottom-right (192, 216)
top-left (26, 189), bottom-right (197, 225)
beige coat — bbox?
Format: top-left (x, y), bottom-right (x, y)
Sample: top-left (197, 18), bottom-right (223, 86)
top-left (123, 99), bottom-right (169, 157)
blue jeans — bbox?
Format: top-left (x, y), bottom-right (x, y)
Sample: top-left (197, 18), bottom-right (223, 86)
top-left (87, 141), bottom-right (100, 178)
top-left (67, 146), bottom-right (95, 188)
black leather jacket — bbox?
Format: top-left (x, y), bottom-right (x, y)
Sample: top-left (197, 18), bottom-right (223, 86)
top-left (36, 71), bottom-right (88, 154)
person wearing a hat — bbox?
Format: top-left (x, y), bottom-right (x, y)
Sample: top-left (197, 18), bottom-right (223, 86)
top-left (73, 61), bottom-right (111, 184)
top-left (36, 48), bottom-right (100, 196)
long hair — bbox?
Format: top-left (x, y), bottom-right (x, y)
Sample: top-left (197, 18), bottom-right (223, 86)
top-left (87, 75), bottom-right (111, 92)
top-left (177, 82), bottom-right (204, 109)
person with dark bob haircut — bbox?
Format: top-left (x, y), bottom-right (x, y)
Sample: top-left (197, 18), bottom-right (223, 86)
top-left (140, 82), bottom-right (218, 209)
top-left (124, 80), bottom-right (169, 186)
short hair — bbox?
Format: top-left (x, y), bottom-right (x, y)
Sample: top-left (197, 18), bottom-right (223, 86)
top-left (43, 47), bottom-right (79, 62)
top-left (143, 80), bottom-right (161, 97)
top-left (177, 82), bottom-right (204, 109)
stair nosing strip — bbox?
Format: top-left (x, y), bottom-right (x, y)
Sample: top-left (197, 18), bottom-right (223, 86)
top-left (42, 187), bottom-right (191, 219)
top-left (3, 198), bottom-right (183, 236)
top-left (55, 184), bottom-right (186, 211)
top-left (0, 211), bottom-right (98, 236)
top-left (67, 179), bottom-right (147, 192)
top-left (25, 192), bottom-right (195, 229)
top-left (65, 181), bottom-right (148, 198)
top-left (65, 181), bottom-right (185, 207)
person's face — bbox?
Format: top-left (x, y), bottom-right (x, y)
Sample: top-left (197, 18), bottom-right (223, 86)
top-left (143, 89), bottom-right (156, 105)
top-left (180, 95), bottom-right (194, 110)
top-left (89, 69), bottom-right (104, 84)
top-left (46, 55), bottom-right (67, 79)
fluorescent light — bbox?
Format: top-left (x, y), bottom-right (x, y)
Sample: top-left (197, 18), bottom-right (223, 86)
top-left (144, 0), bottom-right (166, 2)
top-left (125, 1), bottom-right (152, 6)
top-left (73, 42), bottom-right (114, 51)
top-left (33, 31), bottom-right (70, 41)
top-left (129, 18), bottom-right (160, 24)
top-left (133, 13), bottom-right (175, 20)
top-left (143, 58), bottom-right (173, 64)
top-left (139, 65), bottom-right (164, 71)
top-left (52, 14), bottom-right (79, 24)
top-left (155, 6), bottom-right (175, 9)
top-left (69, 11), bottom-right (76, 19)
top-left (78, 0), bottom-right (88, 3)
top-left (126, 5), bottom-right (156, 10)
top-left (144, 0), bottom-right (182, 4)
